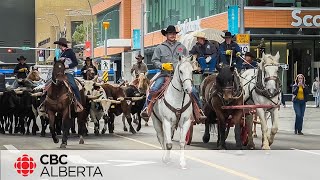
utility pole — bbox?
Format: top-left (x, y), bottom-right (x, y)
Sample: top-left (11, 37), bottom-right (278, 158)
top-left (239, 0), bottom-right (245, 34)
top-left (140, 1), bottom-right (145, 56)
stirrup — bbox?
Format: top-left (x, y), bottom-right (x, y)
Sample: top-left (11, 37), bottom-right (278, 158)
top-left (140, 107), bottom-right (150, 120)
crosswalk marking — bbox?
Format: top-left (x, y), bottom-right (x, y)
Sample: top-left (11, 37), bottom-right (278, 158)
top-left (3, 145), bottom-right (20, 153)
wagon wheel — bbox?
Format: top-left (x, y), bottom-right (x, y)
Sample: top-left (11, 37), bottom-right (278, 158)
top-left (186, 125), bottom-right (193, 145)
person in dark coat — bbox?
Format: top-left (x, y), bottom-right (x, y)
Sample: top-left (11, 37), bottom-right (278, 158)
top-left (241, 52), bottom-right (258, 70)
top-left (292, 74), bottom-right (309, 135)
top-left (219, 32), bottom-right (242, 69)
top-left (81, 57), bottom-right (98, 80)
top-left (14, 56), bottom-right (30, 79)
top-left (189, 31), bottom-right (219, 73)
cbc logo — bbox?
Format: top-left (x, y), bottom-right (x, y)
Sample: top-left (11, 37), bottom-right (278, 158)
top-left (14, 154), bottom-right (37, 177)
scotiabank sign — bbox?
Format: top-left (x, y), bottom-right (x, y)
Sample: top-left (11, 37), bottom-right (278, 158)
top-left (291, 9), bottom-right (320, 27)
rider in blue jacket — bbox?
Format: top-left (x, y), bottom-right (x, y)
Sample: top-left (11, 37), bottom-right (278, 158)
top-left (219, 32), bottom-right (242, 69)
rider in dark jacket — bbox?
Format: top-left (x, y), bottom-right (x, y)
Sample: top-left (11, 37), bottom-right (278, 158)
top-left (81, 57), bottom-right (98, 80)
top-left (219, 32), bottom-right (242, 69)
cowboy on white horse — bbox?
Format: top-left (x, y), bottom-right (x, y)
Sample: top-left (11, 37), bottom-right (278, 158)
top-left (140, 25), bottom-right (206, 122)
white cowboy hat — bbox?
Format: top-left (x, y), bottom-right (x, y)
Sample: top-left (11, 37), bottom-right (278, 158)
top-left (193, 31), bottom-right (206, 39)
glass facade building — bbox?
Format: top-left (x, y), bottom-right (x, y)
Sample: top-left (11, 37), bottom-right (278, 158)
top-left (96, 5), bottom-right (120, 46)
top-left (146, 0), bottom-right (320, 33)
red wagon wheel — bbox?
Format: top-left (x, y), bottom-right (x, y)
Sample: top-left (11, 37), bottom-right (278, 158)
top-left (186, 125), bottom-right (193, 145)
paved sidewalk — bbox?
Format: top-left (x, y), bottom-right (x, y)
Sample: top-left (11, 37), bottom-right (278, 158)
top-left (276, 101), bottom-right (320, 135)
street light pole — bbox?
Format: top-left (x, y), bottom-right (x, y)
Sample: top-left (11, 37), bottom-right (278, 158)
top-left (239, 0), bottom-right (245, 34)
top-left (140, 1), bottom-right (145, 56)
top-left (47, 13), bottom-right (62, 37)
top-left (87, 0), bottom-right (94, 59)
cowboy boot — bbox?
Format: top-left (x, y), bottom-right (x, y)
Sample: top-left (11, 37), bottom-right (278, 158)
top-left (140, 98), bottom-right (156, 121)
top-left (190, 96), bottom-right (206, 123)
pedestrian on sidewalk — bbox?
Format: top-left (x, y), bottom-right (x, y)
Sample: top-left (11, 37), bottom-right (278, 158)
top-left (312, 77), bottom-right (320, 107)
top-left (292, 74), bottom-right (309, 135)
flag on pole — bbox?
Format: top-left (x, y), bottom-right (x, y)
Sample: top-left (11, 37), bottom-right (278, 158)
top-left (62, 19), bottom-right (67, 38)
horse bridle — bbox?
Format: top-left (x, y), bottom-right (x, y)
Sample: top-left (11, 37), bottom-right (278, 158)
top-left (171, 61), bottom-right (193, 92)
top-left (262, 64), bottom-right (281, 87)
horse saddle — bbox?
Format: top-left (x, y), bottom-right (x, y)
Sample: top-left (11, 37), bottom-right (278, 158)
top-left (149, 75), bottom-right (171, 101)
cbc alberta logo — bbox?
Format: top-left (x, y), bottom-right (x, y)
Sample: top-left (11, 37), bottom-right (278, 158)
top-left (14, 154), bottom-right (37, 177)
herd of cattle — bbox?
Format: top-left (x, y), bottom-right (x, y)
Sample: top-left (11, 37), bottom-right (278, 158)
top-left (0, 74), bottom-right (148, 138)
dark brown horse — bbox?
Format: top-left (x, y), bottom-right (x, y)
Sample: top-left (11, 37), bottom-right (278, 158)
top-left (201, 66), bottom-right (244, 150)
top-left (44, 60), bottom-right (87, 148)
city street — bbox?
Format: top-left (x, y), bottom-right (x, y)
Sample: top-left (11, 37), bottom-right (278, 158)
top-left (1, 104), bottom-right (320, 180)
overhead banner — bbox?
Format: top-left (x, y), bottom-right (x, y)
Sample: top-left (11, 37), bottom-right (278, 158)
top-left (132, 29), bottom-right (141, 50)
top-left (228, 5), bottom-right (239, 36)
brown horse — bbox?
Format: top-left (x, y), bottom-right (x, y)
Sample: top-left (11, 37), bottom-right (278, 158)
top-left (201, 66), bottom-right (244, 150)
top-left (44, 60), bottom-right (87, 148)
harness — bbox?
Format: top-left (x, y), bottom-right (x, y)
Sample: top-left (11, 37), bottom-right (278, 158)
top-left (154, 61), bottom-right (193, 129)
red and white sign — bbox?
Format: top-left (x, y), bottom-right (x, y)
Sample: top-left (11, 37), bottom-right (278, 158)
top-left (84, 41), bottom-right (91, 58)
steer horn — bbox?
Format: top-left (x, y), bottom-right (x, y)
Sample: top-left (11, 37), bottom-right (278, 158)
top-left (31, 92), bottom-right (43, 97)
top-left (130, 96), bottom-right (145, 101)
top-left (87, 95), bottom-right (101, 100)
top-left (15, 90), bottom-right (23, 95)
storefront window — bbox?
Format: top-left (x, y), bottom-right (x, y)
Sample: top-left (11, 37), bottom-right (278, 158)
top-left (146, 0), bottom-right (240, 33)
top-left (250, 38), bottom-right (271, 59)
top-left (313, 41), bottom-right (320, 80)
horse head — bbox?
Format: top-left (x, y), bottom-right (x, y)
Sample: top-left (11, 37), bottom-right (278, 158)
top-left (137, 73), bottom-right (150, 94)
top-left (173, 56), bottom-right (193, 94)
top-left (86, 68), bottom-right (96, 80)
top-left (52, 60), bottom-right (66, 84)
top-left (259, 52), bottom-right (280, 96)
top-left (27, 66), bottom-right (41, 81)
top-left (216, 65), bottom-right (236, 101)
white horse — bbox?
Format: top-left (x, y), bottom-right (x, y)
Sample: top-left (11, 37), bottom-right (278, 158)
top-left (151, 56), bottom-right (194, 169)
top-left (241, 52), bottom-right (281, 150)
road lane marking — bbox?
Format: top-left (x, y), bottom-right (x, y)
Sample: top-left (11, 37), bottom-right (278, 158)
top-left (291, 148), bottom-right (320, 156)
top-left (112, 133), bottom-right (259, 180)
top-left (3, 145), bottom-right (20, 153)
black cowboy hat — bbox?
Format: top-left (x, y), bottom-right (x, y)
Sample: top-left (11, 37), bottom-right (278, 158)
top-left (17, 55), bottom-right (27, 61)
top-left (221, 31), bottom-right (234, 38)
top-left (161, 25), bottom-right (179, 36)
top-left (135, 54), bottom-right (144, 60)
top-left (245, 52), bottom-right (255, 58)
top-left (53, 38), bottom-right (70, 47)
top-left (85, 57), bottom-right (92, 61)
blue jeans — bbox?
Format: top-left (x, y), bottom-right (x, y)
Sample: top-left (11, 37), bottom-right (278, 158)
top-left (66, 73), bottom-right (81, 102)
top-left (198, 56), bottom-right (217, 73)
top-left (143, 77), bottom-right (202, 109)
top-left (293, 99), bottom-right (306, 133)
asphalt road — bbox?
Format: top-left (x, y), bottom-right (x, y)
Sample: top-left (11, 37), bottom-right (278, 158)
top-left (1, 106), bottom-right (320, 180)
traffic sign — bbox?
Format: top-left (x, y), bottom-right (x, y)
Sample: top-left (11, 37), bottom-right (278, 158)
top-left (236, 34), bottom-right (250, 54)
top-left (102, 71), bottom-right (109, 82)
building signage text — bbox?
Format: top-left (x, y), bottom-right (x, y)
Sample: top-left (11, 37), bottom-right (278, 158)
top-left (291, 10), bottom-right (320, 27)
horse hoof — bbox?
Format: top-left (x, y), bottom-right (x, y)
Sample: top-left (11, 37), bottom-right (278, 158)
top-left (247, 144), bottom-right (255, 150)
top-left (94, 130), bottom-right (99, 136)
top-left (253, 134), bottom-right (258, 138)
top-left (136, 126), bottom-right (141, 132)
top-left (53, 138), bottom-right (59, 144)
top-left (71, 130), bottom-right (77, 134)
top-left (202, 135), bottom-right (210, 143)
top-left (145, 123), bottom-right (149, 127)
top-left (101, 129), bottom-right (106, 134)
top-left (26, 132), bottom-right (30, 135)
top-left (79, 139), bottom-right (84, 144)
top-left (0, 129), bottom-right (5, 134)
top-left (32, 131), bottom-right (37, 136)
top-left (261, 145), bottom-right (271, 150)
top-left (60, 143), bottom-right (67, 148)
top-left (40, 132), bottom-right (45, 137)
top-left (130, 128), bottom-right (136, 134)
top-left (123, 127), bottom-right (128, 132)
top-left (166, 143), bottom-right (172, 150)
top-left (9, 129), bottom-right (12, 134)
top-left (218, 145), bottom-right (227, 150)
top-left (133, 119), bottom-right (139, 124)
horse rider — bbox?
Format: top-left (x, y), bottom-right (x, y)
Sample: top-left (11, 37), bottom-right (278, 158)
top-left (189, 31), bottom-right (219, 73)
top-left (140, 25), bottom-right (206, 122)
top-left (131, 54), bottom-right (148, 78)
top-left (53, 37), bottom-right (83, 112)
top-left (12, 55), bottom-right (30, 88)
top-left (81, 57), bottom-right (98, 80)
top-left (219, 31), bottom-right (242, 69)
top-left (242, 52), bottom-right (258, 70)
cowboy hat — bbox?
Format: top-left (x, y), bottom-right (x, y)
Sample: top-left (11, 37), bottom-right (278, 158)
top-left (17, 55), bottom-right (27, 61)
top-left (135, 54), bottom-right (144, 60)
top-left (221, 31), bottom-right (234, 38)
top-left (193, 31), bottom-right (206, 39)
top-left (85, 57), bottom-right (92, 61)
top-left (245, 52), bottom-right (255, 58)
top-left (161, 25), bottom-right (179, 36)
top-left (53, 38), bottom-right (70, 47)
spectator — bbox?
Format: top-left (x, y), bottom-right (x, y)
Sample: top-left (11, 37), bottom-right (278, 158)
top-left (311, 77), bottom-right (320, 107)
top-left (292, 74), bottom-right (309, 135)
